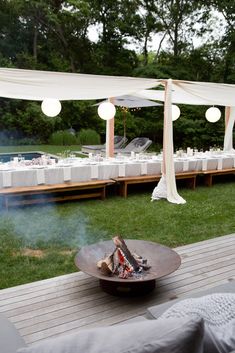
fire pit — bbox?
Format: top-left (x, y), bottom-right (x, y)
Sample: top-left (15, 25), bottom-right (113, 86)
top-left (75, 238), bottom-right (181, 296)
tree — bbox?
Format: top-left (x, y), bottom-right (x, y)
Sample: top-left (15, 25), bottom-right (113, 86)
top-left (88, 0), bottom-right (139, 74)
top-left (151, 0), bottom-right (209, 58)
top-left (207, 0), bottom-right (235, 82)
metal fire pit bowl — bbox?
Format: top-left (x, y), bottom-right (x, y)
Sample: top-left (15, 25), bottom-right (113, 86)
top-left (75, 240), bottom-right (181, 296)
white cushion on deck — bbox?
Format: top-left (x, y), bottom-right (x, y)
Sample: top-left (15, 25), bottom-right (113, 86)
top-left (156, 293), bottom-right (235, 353)
top-left (0, 313), bottom-right (26, 353)
top-left (17, 316), bottom-right (204, 353)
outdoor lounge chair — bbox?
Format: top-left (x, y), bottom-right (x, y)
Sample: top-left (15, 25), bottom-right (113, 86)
top-left (109, 137), bottom-right (152, 155)
top-left (81, 135), bottom-right (127, 154)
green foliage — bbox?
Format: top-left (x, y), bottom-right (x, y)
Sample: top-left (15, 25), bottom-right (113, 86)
top-left (0, 145), bottom-right (81, 154)
top-left (78, 128), bottom-right (101, 145)
top-left (49, 131), bottom-right (63, 145)
top-left (173, 105), bottom-right (225, 150)
top-left (0, 99), bottom-right (54, 143)
top-left (49, 130), bottom-right (80, 145)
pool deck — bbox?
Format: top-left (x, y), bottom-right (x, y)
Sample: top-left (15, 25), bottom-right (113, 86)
top-left (0, 233), bottom-right (234, 346)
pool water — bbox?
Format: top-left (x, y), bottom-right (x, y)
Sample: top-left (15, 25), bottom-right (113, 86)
top-left (0, 152), bottom-right (51, 163)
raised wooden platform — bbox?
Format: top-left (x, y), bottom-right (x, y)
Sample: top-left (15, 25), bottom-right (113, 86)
top-left (0, 233), bottom-right (234, 346)
top-left (114, 171), bottom-right (199, 197)
top-left (202, 168), bottom-right (235, 187)
top-left (0, 180), bottom-right (115, 209)
top-left (0, 167), bottom-right (234, 206)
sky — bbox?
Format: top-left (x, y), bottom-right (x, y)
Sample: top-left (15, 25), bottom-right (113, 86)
top-left (87, 10), bottom-right (225, 54)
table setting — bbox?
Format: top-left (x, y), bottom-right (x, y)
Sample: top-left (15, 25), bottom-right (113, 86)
top-left (0, 149), bottom-right (234, 189)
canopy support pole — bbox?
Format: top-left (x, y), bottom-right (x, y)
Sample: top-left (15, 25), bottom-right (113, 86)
top-left (105, 98), bottom-right (115, 158)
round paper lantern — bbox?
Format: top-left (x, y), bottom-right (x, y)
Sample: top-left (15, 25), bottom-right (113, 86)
top-left (41, 99), bottom-right (62, 117)
top-left (98, 102), bottom-right (116, 120)
top-left (172, 105), bottom-right (181, 121)
top-left (205, 107), bottom-right (221, 123)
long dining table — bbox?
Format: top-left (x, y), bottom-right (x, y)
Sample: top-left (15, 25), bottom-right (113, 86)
top-left (0, 152), bottom-right (235, 189)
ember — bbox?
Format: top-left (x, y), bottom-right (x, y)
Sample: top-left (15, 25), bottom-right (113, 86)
top-left (97, 235), bottom-right (150, 279)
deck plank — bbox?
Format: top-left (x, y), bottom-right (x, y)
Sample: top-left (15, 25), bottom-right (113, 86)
top-left (0, 233), bottom-right (234, 345)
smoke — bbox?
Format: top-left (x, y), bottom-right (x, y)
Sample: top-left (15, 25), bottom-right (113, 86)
top-left (0, 203), bottom-right (109, 249)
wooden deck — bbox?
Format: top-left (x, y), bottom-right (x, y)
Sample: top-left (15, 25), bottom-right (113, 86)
top-left (0, 233), bottom-right (234, 346)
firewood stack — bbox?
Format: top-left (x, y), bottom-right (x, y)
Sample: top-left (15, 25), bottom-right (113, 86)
top-left (97, 235), bottom-right (150, 279)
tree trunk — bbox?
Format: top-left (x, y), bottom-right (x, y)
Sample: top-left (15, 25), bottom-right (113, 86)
top-left (33, 26), bottom-right (38, 61)
top-left (143, 33), bottom-right (149, 65)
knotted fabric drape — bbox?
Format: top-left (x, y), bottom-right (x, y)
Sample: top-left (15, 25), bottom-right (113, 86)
top-left (152, 79), bottom-right (186, 204)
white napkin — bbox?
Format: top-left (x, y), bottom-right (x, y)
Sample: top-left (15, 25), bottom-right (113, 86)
top-left (91, 165), bottom-right (99, 179)
top-left (202, 159), bottom-right (208, 171)
top-left (183, 160), bottom-right (189, 172)
top-left (217, 158), bottom-right (223, 170)
top-left (141, 163), bottom-right (147, 175)
top-left (36, 169), bottom-right (45, 184)
top-left (118, 164), bottom-right (126, 177)
top-left (63, 167), bottom-right (71, 181)
top-left (2, 171), bottom-right (12, 187)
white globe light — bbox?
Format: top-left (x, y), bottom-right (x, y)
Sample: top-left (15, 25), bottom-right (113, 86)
top-left (98, 102), bottom-right (116, 120)
top-left (172, 105), bottom-right (181, 121)
top-left (205, 107), bottom-right (221, 123)
top-left (41, 99), bottom-right (62, 117)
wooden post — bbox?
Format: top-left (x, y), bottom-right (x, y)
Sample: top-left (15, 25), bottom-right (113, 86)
top-left (105, 98), bottom-right (115, 158)
top-left (225, 106), bottom-right (230, 130)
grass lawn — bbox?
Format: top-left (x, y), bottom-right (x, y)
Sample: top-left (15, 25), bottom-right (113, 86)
top-left (0, 181), bottom-right (235, 289)
top-left (0, 145), bottom-right (81, 155)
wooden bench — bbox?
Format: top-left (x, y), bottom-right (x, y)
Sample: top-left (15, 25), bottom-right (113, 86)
top-left (113, 175), bottom-right (161, 198)
top-left (0, 180), bottom-right (115, 209)
top-left (175, 171), bottom-right (200, 190)
top-left (202, 168), bottom-right (235, 187)
top-left (114, 171), bottom-right (199, 198)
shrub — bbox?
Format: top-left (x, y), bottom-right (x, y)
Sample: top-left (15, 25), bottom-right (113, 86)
top-left (49, 130), bottom-right (80, 145)
top-left (49, 131), bottom-right (63, 145)
top-left (17, 138), bottom-right (39, 145)
top-left (0, 133), bottom-right (40, 146)
top-left (78, 129), bottom-right (101, 145)
top-left (62, 131), bottom-right (80, 145)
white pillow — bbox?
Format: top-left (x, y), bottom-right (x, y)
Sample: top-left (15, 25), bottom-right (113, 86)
top-left (17, 316), bottom-right (204, 353)
top-left (159, 293), bottom-right (235, 353)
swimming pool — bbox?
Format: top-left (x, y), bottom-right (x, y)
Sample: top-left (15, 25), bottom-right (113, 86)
top-left (0, 151), bottom-right (57, 163)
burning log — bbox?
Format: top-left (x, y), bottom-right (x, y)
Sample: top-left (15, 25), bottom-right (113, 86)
top-left (113, 236), bottom-right (140, 272)
top-left (97, 235), bottom-right (150, 279)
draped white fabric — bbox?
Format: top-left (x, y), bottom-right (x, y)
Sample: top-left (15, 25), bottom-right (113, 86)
top-left (174, 80), bottom-right (235, 107)
top-left (152, 79), bottom-right (186, 204)
top-left (136, 80), bottom-right (235, 107)
top-left (224, 107), bottom-right (235, 151)
top-left (0, 68), bottom-right (160, 101)
top-left (135, 86), bottom-right (214, 105)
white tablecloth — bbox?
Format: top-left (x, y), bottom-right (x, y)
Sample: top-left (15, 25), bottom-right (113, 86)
top-left (0, 154), bottom-right (234, 188)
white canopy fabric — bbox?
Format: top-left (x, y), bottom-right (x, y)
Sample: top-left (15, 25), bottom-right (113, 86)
top-left (96, 95), bottom-right (162, 108)
top-left (2, 68), bottom-right (235, 105)
top-left (136, 80), bottom-right (235, 106)
top-left (0, 68), bottom-right (160, 101)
